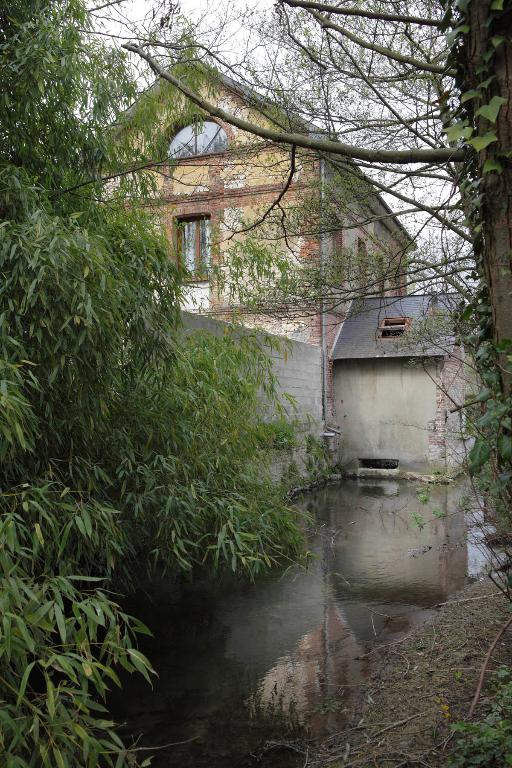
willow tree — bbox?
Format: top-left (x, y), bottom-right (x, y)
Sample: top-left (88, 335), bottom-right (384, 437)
top-left (123, 0), bottom-right (512, 500)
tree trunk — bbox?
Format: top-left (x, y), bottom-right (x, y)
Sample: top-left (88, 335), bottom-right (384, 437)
top-left (467, 0), bottom-right (512, 394)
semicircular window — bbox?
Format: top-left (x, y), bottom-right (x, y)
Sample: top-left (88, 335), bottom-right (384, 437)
top-left (169, 121), bottom-right (228, 159)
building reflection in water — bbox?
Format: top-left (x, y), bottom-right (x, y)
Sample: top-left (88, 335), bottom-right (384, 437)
top-left (245, 480), bottom-right (470, 733)
top-left (109, 479), bottom-right (479, 766)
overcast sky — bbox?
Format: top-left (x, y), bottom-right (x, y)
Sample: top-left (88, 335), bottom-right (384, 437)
top-left (93, 0), bottom-right (264, 43)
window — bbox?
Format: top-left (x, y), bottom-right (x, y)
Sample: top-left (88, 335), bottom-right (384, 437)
top-left (169, 121), bottom-right (228, 159)
top-left (378, 316), bottom-right (410, 338)
top-left (356, 237), bottom-right (368, 288)
top-left (177, 217), bottom-right (211, 279)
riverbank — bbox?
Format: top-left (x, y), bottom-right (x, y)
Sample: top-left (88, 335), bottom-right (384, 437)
top-left (312, 578), bottom-right (511, 768)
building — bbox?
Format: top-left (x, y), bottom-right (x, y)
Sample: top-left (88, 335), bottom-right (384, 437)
top-left (145, 73), bottom-right (465, 473)
top-left (331, 295), bottom-right (465, 473)
top-left (153, 73), bottom-right (410, 419)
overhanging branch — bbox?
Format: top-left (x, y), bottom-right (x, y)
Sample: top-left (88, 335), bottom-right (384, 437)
top-left (123, 44), bottom-right (465, 165)
top-left (280, 0), bottom-right (442, 28)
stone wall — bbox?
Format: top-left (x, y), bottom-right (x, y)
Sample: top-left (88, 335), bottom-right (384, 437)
top-left (427, 348), bottom-right (466, 469)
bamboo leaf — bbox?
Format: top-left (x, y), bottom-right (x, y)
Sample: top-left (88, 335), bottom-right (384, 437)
top-left (127, 649), bottom-right (155, 684)
top-left (54, 604), bottom-right (67, 644)
top-left (16, 661), bottom-right (35, 706)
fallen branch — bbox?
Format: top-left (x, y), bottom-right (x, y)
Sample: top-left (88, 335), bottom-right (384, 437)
top-left (434, 593), bottom-right (502, 608)
top-left (370, 711), bottom-right (426, 740)
top-left (469, 615), bottom-right (512, 718)
top-left (127, 735), bottom-right (199, 751)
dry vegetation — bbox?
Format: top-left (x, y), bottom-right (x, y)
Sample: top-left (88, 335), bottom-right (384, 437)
top-left (309, 579), bottom-right (512, 768)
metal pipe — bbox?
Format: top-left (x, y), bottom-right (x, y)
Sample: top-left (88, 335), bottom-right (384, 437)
top-left (320, 158), bottom-right (329, 425)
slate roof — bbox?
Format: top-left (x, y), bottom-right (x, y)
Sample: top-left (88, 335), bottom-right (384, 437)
top-left (331, 295), bottom-right (457, 360)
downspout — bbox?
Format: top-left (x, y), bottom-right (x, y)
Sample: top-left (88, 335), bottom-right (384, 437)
top-left (320, 158), bottom-right (328, 426)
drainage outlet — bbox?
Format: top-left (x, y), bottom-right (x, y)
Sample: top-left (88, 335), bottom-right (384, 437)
top-left (359, 458), bottom-right (399, 470)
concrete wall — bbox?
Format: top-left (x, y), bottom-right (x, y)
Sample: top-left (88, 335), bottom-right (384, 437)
top-left (181, 311), bottom-right (323, 431)
top-left (333, 357), bottom-right (443, 472)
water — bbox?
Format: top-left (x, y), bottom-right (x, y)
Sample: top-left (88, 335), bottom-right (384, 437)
top-left (110, 479), bottom-right (485, 767)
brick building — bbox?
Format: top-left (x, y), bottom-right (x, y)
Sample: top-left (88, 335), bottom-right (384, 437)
top-left (149, 74), bottom-right (464, 470)
top-left (154, 74), bottom-right (410, 420)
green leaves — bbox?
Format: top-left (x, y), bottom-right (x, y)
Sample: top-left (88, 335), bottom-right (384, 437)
top-left (0, 2), bottom-right (307, 766)
top-left (461, 89), bottom-right (481, 104)
top-left (54, 604), bottom-right (66, 644)
top-left (475, 96), bottom-right (507, 124)
top-left (0, 494), bottom-right (161, 764)
top-left (483, 158), bottom-right (504, 174)
top-left (468, 133), bottom-right (498, 152)
top-left (16, 661), bottom-right (35, 707)
top-left (498, 435), bottom-right (512, 461)
top-left (446, 89), bottom-right (504, 161)
top-left (469, 440), bottom-right (490, 474)
top-left (126, 648), bottom-right (155, 684)
top-left (0, 2), bottom-right (181, 763)
top-left (444, 121), bottom-right (473, 143)
top-left (450, 668), bottom-right (512, 768)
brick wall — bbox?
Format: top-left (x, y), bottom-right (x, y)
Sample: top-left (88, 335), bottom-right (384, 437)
top-left (427, 349), bottom-right (466, 469)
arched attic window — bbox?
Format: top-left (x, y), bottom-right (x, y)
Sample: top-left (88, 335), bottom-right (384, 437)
top-left (169, 121), bottom-right (228, 159)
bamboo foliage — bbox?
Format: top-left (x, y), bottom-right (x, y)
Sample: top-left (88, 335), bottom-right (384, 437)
top-left (0, 1), bottom-right (304, 764)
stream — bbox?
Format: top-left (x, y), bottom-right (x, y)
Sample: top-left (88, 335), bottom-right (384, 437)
top-left (109, 479), bottom-right (487, 767)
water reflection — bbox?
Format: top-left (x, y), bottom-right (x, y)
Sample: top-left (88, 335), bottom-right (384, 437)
top-left (110, 480), bottom-right (480, 767)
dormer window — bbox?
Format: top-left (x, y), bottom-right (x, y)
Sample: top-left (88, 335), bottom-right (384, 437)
top-left (378, 317), bottom-right (410, 338)
top-left (169, 121), bottom-right (228, 159)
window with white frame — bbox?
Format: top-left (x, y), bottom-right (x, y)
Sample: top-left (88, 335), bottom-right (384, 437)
top-left (177, 216), bottom-right (211, 279)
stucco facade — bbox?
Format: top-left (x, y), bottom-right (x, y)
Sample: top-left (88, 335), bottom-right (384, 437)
top-left (333, 358), bottom-right (439, 472)
top-left (332, 357), bottom-right (465, 473)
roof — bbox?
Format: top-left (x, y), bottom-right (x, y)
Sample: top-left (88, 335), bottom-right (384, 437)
top-left (331, 295), bottom-right (457, 360)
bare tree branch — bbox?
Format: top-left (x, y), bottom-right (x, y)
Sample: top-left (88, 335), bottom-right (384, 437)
top-left (303, 9), bottom-right (451, 75)
top-left (227, 146), bottom-right (297, 239)
top-left (280, 0), bottom-right (442, 28)
top-left (123, 44), bottom-right (465, 165)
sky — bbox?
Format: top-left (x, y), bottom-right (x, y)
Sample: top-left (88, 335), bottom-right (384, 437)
top-left (93, 0), bottom-right (263, 45)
